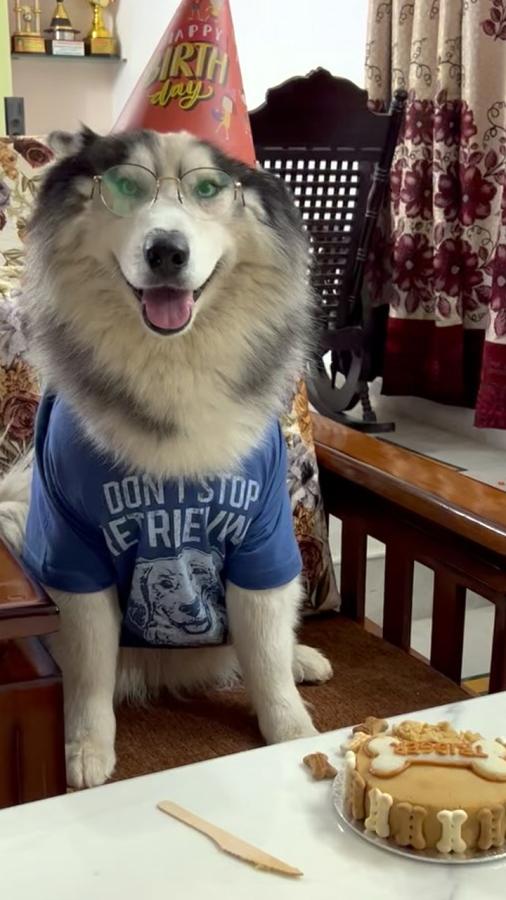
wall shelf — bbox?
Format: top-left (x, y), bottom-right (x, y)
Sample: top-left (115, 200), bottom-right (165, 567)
top-left (11, 53), bottom-right (125, 62)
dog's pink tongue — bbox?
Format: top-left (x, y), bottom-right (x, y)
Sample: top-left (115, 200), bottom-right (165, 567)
top-left (142, 287), bottom-right (193, 331)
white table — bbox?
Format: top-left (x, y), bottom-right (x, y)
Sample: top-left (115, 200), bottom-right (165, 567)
top-left (1, 694), bottom-right (505, 900)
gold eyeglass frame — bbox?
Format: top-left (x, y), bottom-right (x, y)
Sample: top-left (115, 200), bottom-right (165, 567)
top-left (90, 164), bottom-right (245, 215)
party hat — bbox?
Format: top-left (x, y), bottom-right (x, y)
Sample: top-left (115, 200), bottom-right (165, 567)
top-left (114, 0), bottom-right (255, 166)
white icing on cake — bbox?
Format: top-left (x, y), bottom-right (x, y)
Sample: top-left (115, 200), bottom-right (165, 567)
top-left (365, 735), bottom-right (506, 781)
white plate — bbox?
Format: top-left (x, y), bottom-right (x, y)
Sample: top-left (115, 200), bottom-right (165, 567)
top-left (332, 764), bottom-right (506, 865)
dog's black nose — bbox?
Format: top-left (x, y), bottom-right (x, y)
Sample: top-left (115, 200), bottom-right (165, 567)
top-left (143, 229), bottom-right (190, 276)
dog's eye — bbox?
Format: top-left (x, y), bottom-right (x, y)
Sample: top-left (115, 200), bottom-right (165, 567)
top-left (193, 178), bottom-right (222, 200)
top-left (180, 169), bottom-right (236, 217)
top-left (100, 165), bottom-right (156, 217)
top-left (116, 176), bottom-right (142, 197)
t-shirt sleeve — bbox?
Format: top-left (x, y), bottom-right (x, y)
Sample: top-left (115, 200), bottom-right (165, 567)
top-left (225, 422), bottom-right (302, 591)
top-left (21, 398), bottom-right (115, 594)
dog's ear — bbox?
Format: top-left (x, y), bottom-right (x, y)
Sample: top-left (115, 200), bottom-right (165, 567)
top-left (48, 126), bottom-right (100, 159)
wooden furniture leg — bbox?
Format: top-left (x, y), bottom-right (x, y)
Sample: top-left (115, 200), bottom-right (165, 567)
top-left (430, 573), bottom-right (466, 683)
top-left (0, 638), bottom-right (66, 808)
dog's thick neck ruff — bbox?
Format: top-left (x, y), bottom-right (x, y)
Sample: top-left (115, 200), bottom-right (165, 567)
top-left (24, 129), bottom-right (312, 479)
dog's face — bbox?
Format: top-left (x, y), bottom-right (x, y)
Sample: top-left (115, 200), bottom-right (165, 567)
top-left (33, 128), bottom-right (296, 339)
top-left (86, 132), bottom-right (235, 337)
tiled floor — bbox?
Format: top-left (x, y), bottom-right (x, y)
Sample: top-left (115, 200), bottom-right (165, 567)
top-left (327, 393), bottom-right (505, 680)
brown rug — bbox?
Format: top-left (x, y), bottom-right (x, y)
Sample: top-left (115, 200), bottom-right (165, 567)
top-left (114, 614), bottom-right (468, 782)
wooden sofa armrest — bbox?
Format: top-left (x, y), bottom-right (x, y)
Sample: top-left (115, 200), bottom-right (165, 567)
top-left (312, 413), bottom-right (506, 556)
top-left (0, 540), bottom-right (59, 641)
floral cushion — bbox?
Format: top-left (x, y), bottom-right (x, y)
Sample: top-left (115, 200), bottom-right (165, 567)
top-left (0, 137), bottom-right (53, 469)
top-left (282, 381), bottom-right (339, 613)
top-left (0, 136), bottom-right (339, 613)
top-left (0, 137), bottom-right (54, 293)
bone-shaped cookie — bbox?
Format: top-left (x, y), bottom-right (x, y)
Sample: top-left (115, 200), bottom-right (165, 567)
top-left (344, 751), bottom-right (366, 819)
top-left (477, 805), bottom-right (506, 850)
top-left (437, 809), bottom-right (468, 853)
top-left (364, 787), bottom-right (393, 838)
top-left (365, 735), bottom-right (506, 781)
top-left (393, 802), bottom-right (427, 849)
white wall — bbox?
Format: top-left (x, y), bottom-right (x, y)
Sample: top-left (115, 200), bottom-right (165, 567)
top-left (114, 0), bottom-right (369, 120)
top-left (12, 57), bottom-right (117, 134)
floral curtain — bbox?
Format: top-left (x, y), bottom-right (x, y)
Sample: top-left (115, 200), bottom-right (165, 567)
top-left (366, 0), bottom-right (506, 427)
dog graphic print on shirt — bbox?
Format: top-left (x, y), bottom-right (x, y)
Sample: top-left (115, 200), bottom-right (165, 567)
top-left (127, 548), bottom-right (226, 646)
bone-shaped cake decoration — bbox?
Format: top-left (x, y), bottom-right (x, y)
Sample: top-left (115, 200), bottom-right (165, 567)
top-left (477, 805), bottom-right (506, 850)
top-left (436, 809), bottom-right (468, 853)
top-left (344, 750), bottom-right (357, 773)
top-left (364, 787), bottom-right (393, 838)
top-left (365, 735), bottom-right (506, 781)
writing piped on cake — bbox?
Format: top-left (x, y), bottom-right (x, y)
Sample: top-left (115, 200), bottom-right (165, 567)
top-left (365, 734), bottom-right (506, 781)
top-left (393, 739), bottom-right (487, 758)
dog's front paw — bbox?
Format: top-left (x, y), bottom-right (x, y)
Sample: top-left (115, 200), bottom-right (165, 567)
top-left (259, 697), bottom-right (318, 744)
top-left (66, 739), bottom-right (116, 789)
top-left (293, 644), bottom-right (333, 684)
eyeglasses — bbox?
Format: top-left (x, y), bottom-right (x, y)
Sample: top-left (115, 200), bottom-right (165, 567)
top-left (90, 164), bottom-right (244, 219)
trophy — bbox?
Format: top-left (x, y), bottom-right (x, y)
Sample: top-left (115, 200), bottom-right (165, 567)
top-left (11, 2), bottom-right (46, 54)
top-left (85, 0), bottom-right (119, 56)
top-left (45, 3), bottom-right (84, 55)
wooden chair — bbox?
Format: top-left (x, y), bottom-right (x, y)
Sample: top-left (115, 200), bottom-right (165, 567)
top-left (250, 69), bottom-right (407, 432)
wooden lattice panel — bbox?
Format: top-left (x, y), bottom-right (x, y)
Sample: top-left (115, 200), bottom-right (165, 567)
top-left (259, 152), bottom-right (366, 328)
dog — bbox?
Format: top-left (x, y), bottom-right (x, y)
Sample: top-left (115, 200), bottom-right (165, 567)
top-left (0, 128), bottom-right (332, 789)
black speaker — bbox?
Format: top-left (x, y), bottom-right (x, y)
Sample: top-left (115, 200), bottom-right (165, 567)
top-left (4, 97), bottom-right (25, 136)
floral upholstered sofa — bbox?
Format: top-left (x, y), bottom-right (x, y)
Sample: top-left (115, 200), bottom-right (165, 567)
top-left (0, 135), bottom-right (339, 614)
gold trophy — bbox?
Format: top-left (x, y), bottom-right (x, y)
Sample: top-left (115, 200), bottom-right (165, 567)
top-left (11, 1), bottom-right (46, 54)
top-left (45, 3), bottom-right (84, 55)
top-left (85, 0), bottom-right (119, 56)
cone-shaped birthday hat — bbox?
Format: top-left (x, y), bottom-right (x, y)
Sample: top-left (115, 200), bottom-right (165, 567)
top-left (114, 0), bottom-right (255, 166)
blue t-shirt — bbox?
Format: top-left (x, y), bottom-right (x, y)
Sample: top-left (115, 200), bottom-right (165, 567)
top-left (22, 395), bottom-right (302, 649)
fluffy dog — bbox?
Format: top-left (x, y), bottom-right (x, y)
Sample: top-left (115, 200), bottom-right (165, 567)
top-left (0, 129), bottom-right (332, 788)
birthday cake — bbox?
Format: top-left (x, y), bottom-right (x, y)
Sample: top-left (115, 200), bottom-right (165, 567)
top-left (342, 719), bottom-right (506, 854)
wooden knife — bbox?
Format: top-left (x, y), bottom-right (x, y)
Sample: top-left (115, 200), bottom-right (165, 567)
top-left (157, 800), bottom-right (303, 878)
